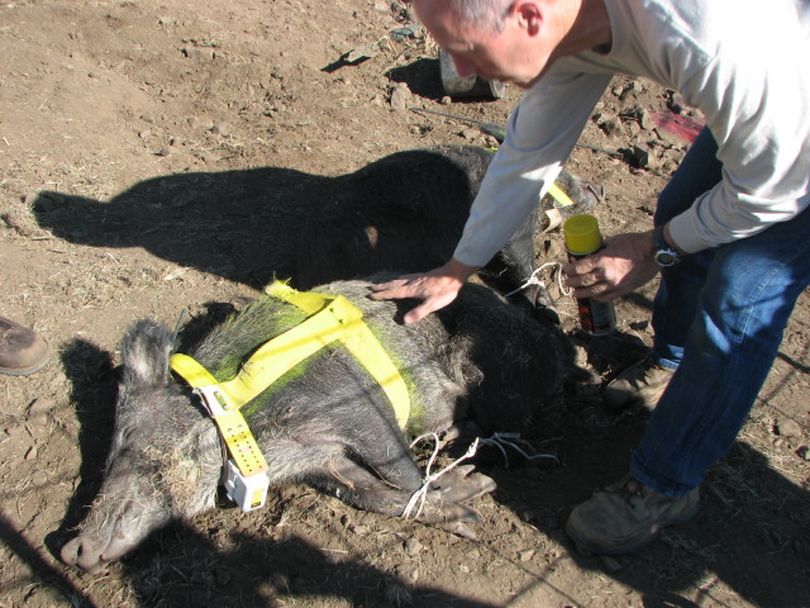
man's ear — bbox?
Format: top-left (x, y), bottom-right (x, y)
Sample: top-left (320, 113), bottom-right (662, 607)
top-left (513, 1), bottom-right (543, 36)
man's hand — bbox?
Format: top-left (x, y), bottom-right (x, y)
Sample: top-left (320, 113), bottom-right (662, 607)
top-left (368, 258), bottom-right (478, 324)
top-left (562, 230), bottom-right (659, 301)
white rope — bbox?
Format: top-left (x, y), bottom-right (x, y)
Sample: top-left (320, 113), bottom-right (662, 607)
top-left (478, 432), bottom-right (559, 468)
top-left (401, 434), bottom-right (481, 519)
top-left (401, 431), bottom-right (559, 518)
top-left (505, 262), bottom-right (572, 298)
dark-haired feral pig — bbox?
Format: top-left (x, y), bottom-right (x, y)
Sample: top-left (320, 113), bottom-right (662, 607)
top-left (60, 277), bottom-right (576, 573)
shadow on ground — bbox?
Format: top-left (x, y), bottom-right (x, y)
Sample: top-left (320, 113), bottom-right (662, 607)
top-left (488, 394), bottom-right (810, 607)
top-left (31, 147), bottom-right (538, 300)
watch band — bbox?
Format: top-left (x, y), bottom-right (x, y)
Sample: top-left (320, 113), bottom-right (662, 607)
top-left (653, 225), bottom-right (682, 268)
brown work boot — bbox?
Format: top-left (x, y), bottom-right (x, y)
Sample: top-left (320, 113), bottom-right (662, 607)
top-left (603, 354), bottom-right (675, 410)
top-left (565, 476), bottom-right (700, 556)
top-left (0, 316), bottom-right (50, 376)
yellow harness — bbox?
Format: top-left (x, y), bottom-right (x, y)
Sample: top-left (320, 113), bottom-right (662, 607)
top-left (169, 282), bottom-right (412, 509)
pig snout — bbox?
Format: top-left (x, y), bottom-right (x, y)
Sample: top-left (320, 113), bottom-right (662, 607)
top-left (61, 534), bottom-right (117, 573)
top-left (60, 498), bottom-right (154, 572)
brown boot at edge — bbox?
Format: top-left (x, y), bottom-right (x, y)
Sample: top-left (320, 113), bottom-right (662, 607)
top-left (0, 316), bottom-right (50, 376)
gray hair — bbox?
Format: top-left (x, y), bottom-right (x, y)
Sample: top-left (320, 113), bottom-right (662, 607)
top-left (447, 0), bottom-right (514, 33)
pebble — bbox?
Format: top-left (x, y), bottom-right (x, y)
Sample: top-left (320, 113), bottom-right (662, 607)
top-left (27, 398), bottom-right (55, 423)
top-left (774, 418), bottom-right (803, 439)
top-left (600, 555), bottom-right (624, 572)
top-left (460, 127), bottom-right (480, 141)
top-left (211, 122), bottom-right (231, 136)
top-left (519, 548), bottom-right (535, 562)
top-left (32, 469), bottom-right (48, 486)
top-left (440, 95), bottom-right (452, 105)
top-left (405, 538), bottom-right (423, 556)
top-left (389, 83), bottom-right (412, 110)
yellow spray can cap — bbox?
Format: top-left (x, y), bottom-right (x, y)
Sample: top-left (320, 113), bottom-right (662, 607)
top-left (563, 214), bottom-right (603, 255)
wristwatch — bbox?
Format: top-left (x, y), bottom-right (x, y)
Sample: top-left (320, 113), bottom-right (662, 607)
top-left (653, 225), bottom-right (682, 267)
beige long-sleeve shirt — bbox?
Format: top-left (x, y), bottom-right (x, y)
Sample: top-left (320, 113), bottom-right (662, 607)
top-left (453, 0), bottom-right (810, 266)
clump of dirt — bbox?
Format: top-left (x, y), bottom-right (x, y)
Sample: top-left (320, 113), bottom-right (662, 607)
top-left (1, 1), bottom-right (807, 607)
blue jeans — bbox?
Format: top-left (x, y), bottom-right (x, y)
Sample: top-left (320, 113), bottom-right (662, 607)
top-left (630, 128), bottom-right (810, 496)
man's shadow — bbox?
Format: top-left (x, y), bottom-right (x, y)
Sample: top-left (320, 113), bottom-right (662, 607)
top-left (31, 145), bottom-right (534, 299)
top-left (119, 520), bottom-right (498, 608)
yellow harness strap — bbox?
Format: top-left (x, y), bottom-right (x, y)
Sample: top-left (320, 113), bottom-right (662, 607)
top-left (266, 282), bottom-right (411, 429)
top-left (170, 282), bottom-right (411, 478)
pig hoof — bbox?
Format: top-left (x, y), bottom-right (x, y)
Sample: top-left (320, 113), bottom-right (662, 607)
top-left (430, 467), bottom-right (497, 505)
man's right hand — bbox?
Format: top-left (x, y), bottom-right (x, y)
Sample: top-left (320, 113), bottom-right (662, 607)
top-left (368, 258), bottom-right (478, 324)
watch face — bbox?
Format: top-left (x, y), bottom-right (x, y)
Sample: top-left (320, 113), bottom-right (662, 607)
top-left (655, 250), bottom-right (678, 267)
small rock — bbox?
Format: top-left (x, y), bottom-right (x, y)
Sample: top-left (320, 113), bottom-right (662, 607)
top-left (774, 418), bottom-right (802, 438)
top-left (24, 445), bottom-right (38, 460)
top-left (639, 108), bottom-right (654, 131)
top-left (404, 537), bottom-right (423, 556)
top-left (519, 548), bottom-right (535, 562)
top-left (597, 115), bottom-right (620, 136)
top-left (460, 127), bottom-right (480, 141)
top-left (519, 509), bottom-right (537, 523)
top-left (182, 47), bottom-right (215, 61)
top-left (390, 84), bottom-right (412, 110)
top-left (32, 469), bottom-right (48, 486)
top-left (629, 144), bottom-right (650, 168)
top-left (618, 80), bottom-right (639, 100)
top-left (211, 122), bottom-right (231, 136)
top-left (796, 445), bottom-right (810, 461)
top-left (27, 398), bottom-right (54, 423)
top-left (600, 555), bottom-right (624, 572)
top-left (440, 95), bottom-right (452, 105)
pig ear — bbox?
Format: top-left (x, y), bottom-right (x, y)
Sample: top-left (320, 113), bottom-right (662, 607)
top-left (121, 320), bottom-right (175, 387)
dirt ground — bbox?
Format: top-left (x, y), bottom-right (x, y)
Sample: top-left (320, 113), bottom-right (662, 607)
top-left (1, 2), bottom-right (809, 607)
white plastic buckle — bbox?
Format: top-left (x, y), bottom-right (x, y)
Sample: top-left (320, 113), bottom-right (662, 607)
top-left (223, 459), bottom-right (270, 512)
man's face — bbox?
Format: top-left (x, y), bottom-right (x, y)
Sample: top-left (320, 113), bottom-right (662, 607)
top-left (411, 0), bottom-right (551, 89)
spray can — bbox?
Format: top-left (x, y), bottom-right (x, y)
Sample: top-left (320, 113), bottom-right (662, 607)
top-left (563, 214), bottom-right (616, 334)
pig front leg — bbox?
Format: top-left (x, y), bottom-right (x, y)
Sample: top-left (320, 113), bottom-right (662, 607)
top-left (319, 457), bottom-right (495, 522)
top-left (263, 440), bottom-right (495, 521)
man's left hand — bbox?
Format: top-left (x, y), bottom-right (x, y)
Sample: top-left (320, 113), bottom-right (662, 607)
top-left (562, 230), bottom-right (659, 301)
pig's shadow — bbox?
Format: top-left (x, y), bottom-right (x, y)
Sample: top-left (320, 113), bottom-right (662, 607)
top-left (31, 148), bottom-right (493, 292)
